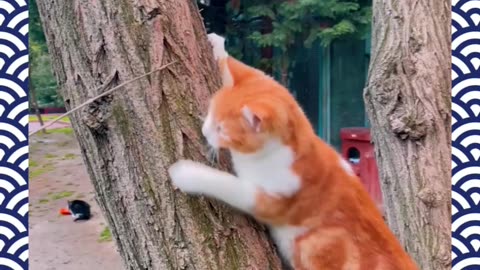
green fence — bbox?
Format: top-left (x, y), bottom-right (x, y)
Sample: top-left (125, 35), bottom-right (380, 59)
top-left (285, 38), bottom-right (371, 149)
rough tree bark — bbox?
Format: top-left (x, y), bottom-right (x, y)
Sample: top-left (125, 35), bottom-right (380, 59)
top-left (36, 0), bottom-right (282, 269)
top-left (363, 0), bottom-right (451, 269)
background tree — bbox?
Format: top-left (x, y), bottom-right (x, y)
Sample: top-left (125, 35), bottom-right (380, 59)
top-left (29, 74), bottom-right (45, 133)
top-left (29, 0), bottom-right (61, 108)
top-left (35, 0), bottom-right (283, 269)
top-left (363, 0), bottom-right (451, 269)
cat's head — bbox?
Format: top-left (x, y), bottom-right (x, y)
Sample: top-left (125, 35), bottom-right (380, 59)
top-left (201, 84), bottom-right (296, 154)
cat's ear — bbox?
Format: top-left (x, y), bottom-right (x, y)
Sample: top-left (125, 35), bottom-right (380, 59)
top-left (241, 105), bottom-right (262, 132)
top-left (207, 33), bottom-right (228, 60)
top-left (208, 33), bottom-right (234, 88)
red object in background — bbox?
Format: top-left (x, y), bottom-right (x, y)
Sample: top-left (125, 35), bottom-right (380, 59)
top-left (340, 128), bottom-right (383, 212)
top-left (59, 208), bottom-right (71, 215)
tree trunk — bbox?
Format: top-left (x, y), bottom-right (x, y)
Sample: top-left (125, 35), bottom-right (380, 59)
top-left (363, 0), bottom-right (451, 269)
top-left (36, 0), bottom-right (282, 269)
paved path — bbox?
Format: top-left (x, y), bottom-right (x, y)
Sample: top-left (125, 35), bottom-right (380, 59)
top-left (29, 117), bottom-right (71, 134)
top-left (30, 124), bottom-right (124, 269)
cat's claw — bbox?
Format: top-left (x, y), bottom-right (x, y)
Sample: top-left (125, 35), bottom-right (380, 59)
top-left (168, 159), bottom-right (206, 194)
top-left (207, 33), bottom-right (228, 60)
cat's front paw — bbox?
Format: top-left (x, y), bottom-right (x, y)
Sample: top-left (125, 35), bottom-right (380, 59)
top-left (207, 33), bottom-right (228, 60)
top-left (168, 159), bottom-right (206, 194)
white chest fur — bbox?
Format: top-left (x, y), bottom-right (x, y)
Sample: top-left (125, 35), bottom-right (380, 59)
top-left (230, 140), bottom-right (301, 196)
top-left (269, 225), bottom-right (308, 265)
top-left (230, 140), bottom-right (305, 265)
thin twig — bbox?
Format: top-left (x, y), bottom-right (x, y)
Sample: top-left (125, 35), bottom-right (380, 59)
top-left (29, 61), bottom-right (177, 137)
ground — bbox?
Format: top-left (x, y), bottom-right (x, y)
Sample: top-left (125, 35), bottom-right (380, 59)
top-left (29, 117), bottom-right (124, 270)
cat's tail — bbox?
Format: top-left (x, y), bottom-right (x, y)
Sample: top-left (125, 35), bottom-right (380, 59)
top-left (207, 33), bottom-right (263, 88)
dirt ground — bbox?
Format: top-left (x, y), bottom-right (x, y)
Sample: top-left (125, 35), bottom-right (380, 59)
top-left (29, 122), bottom-right (124, 270)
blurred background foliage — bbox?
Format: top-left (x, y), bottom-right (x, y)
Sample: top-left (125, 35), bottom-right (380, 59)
top-left (30, 0), bottom-right (371, 107)
top-left (199, 0), bottom-right (371, 83)
top-left (30, 0), bottom-right (63, 108)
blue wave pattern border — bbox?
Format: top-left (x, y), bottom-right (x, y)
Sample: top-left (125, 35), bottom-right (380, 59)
top-left (0, 0), bottom-right (29, 269)
top-left (452, 0), bottom-right (480, 269)
top-left (0, 0), bottom-right (477, 269)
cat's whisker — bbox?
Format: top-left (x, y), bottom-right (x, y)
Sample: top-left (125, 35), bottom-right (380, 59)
top-left (206, 146), bottom-right (219, 165)
top-left (211, 148), bottom-right (218, 164)
top-left (214, 148), bottom-right (219, 163)
top-left (197, 114), bottom-right (205, 122)
top-left (206, 146), bottom-right (214, 163)
top-left (207, 148), bottom-right (213, 163)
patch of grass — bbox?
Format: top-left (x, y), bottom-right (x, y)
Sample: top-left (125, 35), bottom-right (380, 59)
top-left (29, 163), bottom-right (54, 179)
top-left (45, 153), bottom-right (58, 159)
top-left (75, 193), bottom-right (85, 199)
top-left (30, 144), bottom-right (40, 152)
top-left (98, 227), bottom-right (112, 242)
top-left (29, 115), bottom-right (70, 123)
top-left (62, 153), bottom-right (77, 160)
top-left (48, 128), bottom-right (74, 135)
top-left (50, 191), bottom-right (74, 200)
top-left (29, 160), bottom-right (38, 167)
top-left (56, 141), bottom-right (70, 147)
top-left (38, 198), bottom-right (49, 204)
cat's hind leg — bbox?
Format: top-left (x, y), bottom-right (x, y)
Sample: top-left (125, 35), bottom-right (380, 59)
top-left (295, 228), bottom-right (360, 270)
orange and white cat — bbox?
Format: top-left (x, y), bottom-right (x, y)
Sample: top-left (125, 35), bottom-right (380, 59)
top-left (168, 33), bottom-right (419, 270)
